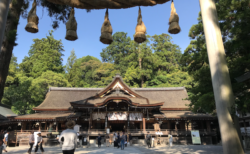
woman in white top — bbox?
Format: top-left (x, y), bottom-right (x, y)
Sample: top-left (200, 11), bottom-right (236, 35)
top-left (59, 121), bottom-right (77, 154)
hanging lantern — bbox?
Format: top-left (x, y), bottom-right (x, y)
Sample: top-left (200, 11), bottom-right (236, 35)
top-left (134, 7), bottom-right (146, 43)
top-left (100, 9), bottom-right (113, 44)
top-left (168, 0), bottom-right (181, 34)
top-left (65, 8), bottom-right (78, 41)
top-left (25, 0), bottom-right (39, 33)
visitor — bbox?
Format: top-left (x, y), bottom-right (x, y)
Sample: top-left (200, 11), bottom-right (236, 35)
top-left (113, 133), bottom-right (117, 147)
top-left (146, 132), bottom-right (151, 148)
top-left (28, 131), bottom-right (34, 154)
top-left (0, 140), bottom-right (7, 153)
top-left (120, 132), bottom-right (125, 150)
top-left (125, 133), bottom-right (127, 147)
top-left (59, 121), bottom-right (77, 154)
top-left (0, 130), bottom-right (4, 142)
top-left (35, 132), bottom-right (44, 154)
top-left (169, 135), bottom-right (173, 147)
top-left (3, 131), bottom-right (8, 148)
top-left (97, 134), bottom-right (101, 148)
top-left (117, 132), bottom-right (120, 148)
top-left (129, 133), bottom-right (132, 146)
top-left (105, 134), bottom-right (109, 147)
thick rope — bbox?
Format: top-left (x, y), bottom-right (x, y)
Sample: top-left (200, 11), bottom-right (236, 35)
top-left (46, 0), bottom-right (171, 10)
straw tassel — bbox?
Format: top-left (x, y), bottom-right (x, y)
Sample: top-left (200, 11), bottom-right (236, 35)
top-left (134, 7), bottom-right (146, 43)
top-left (168, 0), bottom-right (181, 34)
top-left (25, 0), bottom-right (39, 33)
top-left (100, 9), bottom-right (113, 44)
top-left (65, 8), bottom-right (78, 41)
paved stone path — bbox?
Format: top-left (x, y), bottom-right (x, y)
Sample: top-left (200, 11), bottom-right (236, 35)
top-left (4, 145), bottom-right (250, 154)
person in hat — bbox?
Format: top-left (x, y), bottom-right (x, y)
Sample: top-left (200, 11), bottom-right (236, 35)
top-left (146, 131), bottom-right (152, 148)
top-left (35, 132), bottom-right (44, 154)
top-left (59, 121), bottom-right (77, 154)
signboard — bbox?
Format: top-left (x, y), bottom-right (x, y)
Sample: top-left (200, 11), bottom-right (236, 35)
top-left (191, 130), bottom-right (201, 144)
top-left (106, 128), bottom-right (110, 134)
top-left (107, 112), bottom-right (128, 120)
top-left (129, 113), bottom-right (143, 121)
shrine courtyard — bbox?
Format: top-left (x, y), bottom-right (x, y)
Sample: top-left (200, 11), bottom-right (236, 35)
top-left (5, 145), bottom-right (249, 154)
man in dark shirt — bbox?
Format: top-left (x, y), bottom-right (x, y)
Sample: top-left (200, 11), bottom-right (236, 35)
top-left (97, 134), bottom-right (101, 148)
top-left (146, 132), bottom-right (152, 148)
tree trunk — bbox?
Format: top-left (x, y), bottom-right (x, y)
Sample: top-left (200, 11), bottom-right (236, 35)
top-left (138, 46), bottom-right (143, 88)
top-left (199, 0), bottom-right (244, 153)
top-left (0, 0), bottom-right (24, 103)
top-left (0, 0), bottom-right (11, 53)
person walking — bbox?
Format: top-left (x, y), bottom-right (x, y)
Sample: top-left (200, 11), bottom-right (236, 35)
top-left (169, 135), bottom-right (173, 147)
top-left (129, 133), bottom-right (132, 146)
top-left (0, 130), bottom-right (4, 142)
top-left (59, 121), bottom-right (77, 154)
top-left (35, 132), bottom-right (44, 154)
top-left (146, 132), bottom-right (152, 148)
top-left (125, 133), bottom-right (127, 147)
top-left (0, 140), bottom-right (7, 153)
top-left (28, 131), bottom-right (34, 154)
top-left (117, 133), bottom-right (120, 148)
top-left (97, 134), bottom-right (101, 148)
top-left (3, 132), bottom-right (8, 148)
top-left (120, 132), bottom-right (125, 150)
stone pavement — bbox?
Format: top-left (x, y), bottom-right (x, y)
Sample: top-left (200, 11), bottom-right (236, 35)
top-left (4, 145), bottom-right (250, 154)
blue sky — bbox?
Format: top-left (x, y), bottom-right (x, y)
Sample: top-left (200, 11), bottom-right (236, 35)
top-left (13, 0), bottom-right (201, 65)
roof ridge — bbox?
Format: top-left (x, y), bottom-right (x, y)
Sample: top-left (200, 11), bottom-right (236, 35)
top-left (49, 87), bottom-right (185, 91)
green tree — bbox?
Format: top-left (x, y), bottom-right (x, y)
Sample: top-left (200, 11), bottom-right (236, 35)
top-left (19, 30), bottom-right (64, 78)
top-left (101, 32), bottom-right (132, 75)
top-left (180, 0), bottom-right (250, 114)
top-left (0, 0), bottom-right (72, 104)
top-left (68, 56), bottom-right (102, 87)
top-left (65, 49), bottom-right (77, 74)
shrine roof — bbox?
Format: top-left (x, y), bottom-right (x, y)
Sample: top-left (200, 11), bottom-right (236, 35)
top-left (33, 75), bottom-right (190, 111)
top-left (153, 111), bottom-right (215, 119)
top-left (9, 112), bottom-right (80, 121)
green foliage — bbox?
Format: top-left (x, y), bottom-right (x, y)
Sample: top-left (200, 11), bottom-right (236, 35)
top-left (19, 30), bottom-right (64, 78)
top-left (180, 0), bottom-right (250, 114)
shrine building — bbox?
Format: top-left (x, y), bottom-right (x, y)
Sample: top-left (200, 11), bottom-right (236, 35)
top-left (6, 74), bottom-right (218, 145)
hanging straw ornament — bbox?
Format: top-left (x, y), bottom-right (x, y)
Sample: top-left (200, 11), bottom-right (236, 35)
top-left (25, 0), bottom-right (39, 33)
top-left (168, 0), bottom-right (181, 34)
top-left (134, 7), bottom-right (146, 43)
top-left (100, 9), bottom-right (113, 44)
top-left (65, 8), bottom-right (78, 41)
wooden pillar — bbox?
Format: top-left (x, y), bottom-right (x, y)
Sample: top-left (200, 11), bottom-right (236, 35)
top-left (201, 121), bottom-right (205, 130)
top-left (143, 118), bottom-right (146, 132)
top-left (206, 121), bottom-right (211, 132)
top-left (38, 122), bottom-right (41, 131)
top-left (89, 113), bottom-right (92, 131)
top-left (56, 122), bottom-right (58, 132)
top-left (167, 121), bottom-right (171, 129)
top-left (45, 122), bottom-right (47, 131)
top-left (199, 0), bottom-right (244, 153)
top-left (28, 122), bottom-right (32, 130)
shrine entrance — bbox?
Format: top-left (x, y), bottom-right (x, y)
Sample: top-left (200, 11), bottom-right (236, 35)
top-left (109, 121), bottom-right (126, 132)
